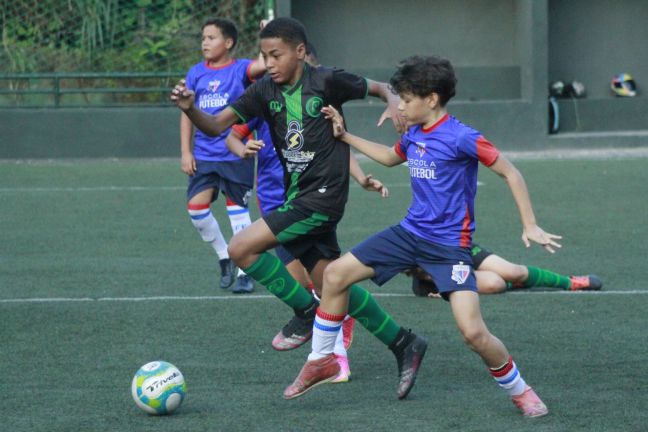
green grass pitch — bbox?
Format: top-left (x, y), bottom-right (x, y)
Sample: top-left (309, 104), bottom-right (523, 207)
top-left (1, 155), bottom-right (647, 431)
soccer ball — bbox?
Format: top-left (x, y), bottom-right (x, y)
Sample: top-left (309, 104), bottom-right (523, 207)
top-left (131, 361), bottom-right (186, 415)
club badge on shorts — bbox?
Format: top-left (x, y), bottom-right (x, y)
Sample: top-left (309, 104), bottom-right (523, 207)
top-left (451, 261), bottom-right (470, 285)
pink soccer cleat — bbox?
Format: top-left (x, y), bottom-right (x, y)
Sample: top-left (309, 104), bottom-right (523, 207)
top-left (331, 354), bottom-right (351, 383)
top-left (283, 354), bottom-right (340, 399)
top-left (342, 317), bottom-right (356, 350)
top-left (511, 386), bottom-right (549, 418)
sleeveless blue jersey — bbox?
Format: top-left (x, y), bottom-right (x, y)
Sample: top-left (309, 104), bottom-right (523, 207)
top-left (185, 59), bottom-right (253, 162)
top-left (232, 118), bottom-right (285, 214)
top-left (393, 114), bottom-right (500, 247)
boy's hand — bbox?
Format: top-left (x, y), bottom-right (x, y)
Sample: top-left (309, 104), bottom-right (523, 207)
top-left (522, 225), bottom-right (563, 253)
top-left (322, 105), bottom-right (346, 138)
top-left (377, 106), bottom-right (407, 134)
top-left (360, 174), bottom-right (389, 198)
top-left (242, 139), bottom-right (265, 158)
top-left (170, 79), bottom-right (195, 111)
top-left (181, 152), bottom-right (196, 176)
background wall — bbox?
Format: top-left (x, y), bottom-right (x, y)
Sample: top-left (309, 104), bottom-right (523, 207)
top-left (548, 0), bottom-right (648, 134)
top-left (2, 0), bottom-right (647, 159)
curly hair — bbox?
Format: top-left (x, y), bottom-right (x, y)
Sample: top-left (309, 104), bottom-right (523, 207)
top-left (389, 55), bottom-right (457, 106)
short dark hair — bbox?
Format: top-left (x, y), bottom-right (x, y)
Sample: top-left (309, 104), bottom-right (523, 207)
top-left (259, 17), bottom-right (307, 47)
top-left (202, 18), bottom-right (238, 49)
top-left (389, 56), bottom-right (457, 106)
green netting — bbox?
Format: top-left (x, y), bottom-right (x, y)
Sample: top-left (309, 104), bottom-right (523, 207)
top-left (1, 0), bottom-right (268, 74)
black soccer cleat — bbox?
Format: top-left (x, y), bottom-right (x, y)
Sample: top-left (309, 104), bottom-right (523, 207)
top-left (411, 277), bottom-right (439, 297)
top-left (272, 314), bottom-right (314, 350)
top-left (219, 258), bottom-right (236, 289)
top-left (395, 333), bottom-right (428, 399)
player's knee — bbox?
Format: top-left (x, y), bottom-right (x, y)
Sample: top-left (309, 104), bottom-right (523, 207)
top-left (509, 265), bottom-right (528, 283)
top-left (459, 326), bottom-right (490, 352)
top-left (322, 261), bottom-right (348, 292)
top-left (226, 233), bottom-right (247, 265)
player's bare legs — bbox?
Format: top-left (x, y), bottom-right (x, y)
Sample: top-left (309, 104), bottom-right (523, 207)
top-left (286, 259), bottom-right (312, 291)
top-left (227, 218), bottom-right (279, 268)
top-left (478, 255), bottom-right (528, 287)
top-left (229, 219), bottom-right (320, 350)
top-left (285, 252), bottom-right (428, 400)
top-left (449, 290), bottom-right (508, 365)
top-left (449, 290), bottom-right (548, 417)
top-left (320, 253), bottom-right (374, 314)
top-left (187, 188), bottom-right (236, 289)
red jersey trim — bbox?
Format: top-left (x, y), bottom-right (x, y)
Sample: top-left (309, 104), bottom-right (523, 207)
top-left (459, 204), bottom-right (472, 247)
top-left (394, 140), bottom-right (407, 160)
top-left (205, 59), bottom-right (235, 70)
top-left (231, 123), bottom-right (252, 139)
top-left (246, 60), bottom-right (261, 82)
top-left (476, 136), bottom-right (500, 166)
top-left (422, 113), bottom-right (450, 133)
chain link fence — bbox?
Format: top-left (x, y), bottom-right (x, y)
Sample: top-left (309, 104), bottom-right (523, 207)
top-left (0, 0), bottom-right (271, 107)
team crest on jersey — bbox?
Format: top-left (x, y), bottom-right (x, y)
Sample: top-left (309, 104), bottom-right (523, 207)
top-left (285, 120), bottom-right (304, 151)
top-left (305, 96), bottom-right (324, 118)
top-left (451, 261), bottom-right (470, 285)
top-left (415, 141), bottom-right (427, 157)
top-left (207, 80), bottom-right (221, 92)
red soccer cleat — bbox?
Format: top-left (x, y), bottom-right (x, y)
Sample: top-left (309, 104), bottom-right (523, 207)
top-left (511, 386), bottom-right (549, 418)
top-left (342, 317), bottom-right (355, 350)
top-left (569, 275), bottom-right (603, 291)
top-left (283, 354), bottom-right (340, 399)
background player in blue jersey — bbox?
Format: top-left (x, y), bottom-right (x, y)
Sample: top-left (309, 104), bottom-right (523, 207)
top-left (409, 243), bottom-right (602, 297)
top-left (181, 18), bottom-right (266, 293)
top-left (286, 55), bottom-right (560, 417)
top-left (172, 18), bottom-right (424, 395)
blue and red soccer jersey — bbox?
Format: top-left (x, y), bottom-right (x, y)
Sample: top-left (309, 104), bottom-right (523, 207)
top-left (185, 59), bottom-right (255, 162)
top-left (231, 118), bottom-right (285, 215)
top-left (393, 114), bottom-right (500, 247)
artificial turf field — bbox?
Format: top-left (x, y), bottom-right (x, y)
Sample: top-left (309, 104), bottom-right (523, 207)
top-left (1, 154), bottom-right (647, 431)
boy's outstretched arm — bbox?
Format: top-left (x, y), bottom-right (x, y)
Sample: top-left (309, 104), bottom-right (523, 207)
top-left (225, 127), bottom-right (264, 159)
top-left (323, 105), bottom-right (402, 167)
top-left (366, 79), bottom-right (407, 133)
top-left (488, 155), bottom-right (563, 253)
top-left (171, 79), bottom-right (238, 136)
top-left (349, 152), bottom-right (389, 198)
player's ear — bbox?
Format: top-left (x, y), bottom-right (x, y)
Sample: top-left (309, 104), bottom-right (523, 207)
top-left (295, 42), bottom-right (306, 60)
top-left (427, 92), bottom-right (440, 109)
top-left (225, 38), bottom-right (234, 50)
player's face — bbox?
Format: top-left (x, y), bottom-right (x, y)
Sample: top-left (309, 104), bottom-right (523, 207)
top-left (260, 38), bottom-right (305, 85)
top-left (397, 92), bottom-right (432, 125)
top-left (398, 92), bottom-right (441, 127)
top-left (201, 25), bottom-right (232, 62)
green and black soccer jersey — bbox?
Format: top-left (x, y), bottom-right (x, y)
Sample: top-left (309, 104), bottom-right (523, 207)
top-left (229, 64), bottom-right (368, 218)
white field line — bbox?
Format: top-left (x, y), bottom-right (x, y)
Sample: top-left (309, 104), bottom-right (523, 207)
top-left (0, 290), bottom-right (645, 304)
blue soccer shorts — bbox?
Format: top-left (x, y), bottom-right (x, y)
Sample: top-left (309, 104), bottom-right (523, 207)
top-left (351, 224), bottom-right (477, 299)
top-left (186, 159), bottom-right (254, 207)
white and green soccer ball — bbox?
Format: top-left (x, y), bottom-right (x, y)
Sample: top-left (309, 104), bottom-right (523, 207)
top-left (131, 361), bottom-right (186, 415)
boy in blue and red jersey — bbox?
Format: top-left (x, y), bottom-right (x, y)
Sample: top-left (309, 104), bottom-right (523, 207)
top-left (181, 18), bottom-right (266, 293)
top-left (285, 56), bottom-right (561, 418)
